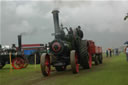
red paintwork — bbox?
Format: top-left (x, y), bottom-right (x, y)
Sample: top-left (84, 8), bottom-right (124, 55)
top-left (16, 44), bottom-right (44, 50)
top-left (45, 55), bottom-right (51, 76)
top-left (88, 40), bottom-right (96, 54)
top-left (75, 53), bottom-right (79, 73)
top-left (88, 53), bottom-right (92, 68)
top-left (22, 44), bottom-right (44, 47)
top-left (87, 40), bottom-right (102, 67)
top-left (12, 57), bottom-right (24, 69)
top-left (52, 42), bottom-right (61, 52)
top-left (87, 40), bottom-right (102, 55)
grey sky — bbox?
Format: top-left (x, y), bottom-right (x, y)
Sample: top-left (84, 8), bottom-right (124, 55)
top-left (0, 0), bottom-right (128, 51)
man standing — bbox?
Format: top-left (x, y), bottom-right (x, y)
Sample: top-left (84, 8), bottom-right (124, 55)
top-left (106, 50), bottom-right (108, 57)
top-left (125, 46), bottom-right (128, 61)
top-left (109, 49), bottom-right (112, 57)
top-left (115, 48), bottom-right (119, 56)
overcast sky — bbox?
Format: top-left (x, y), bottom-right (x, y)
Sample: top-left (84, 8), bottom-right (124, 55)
top-left (0, 0), bottom-right (128, 50)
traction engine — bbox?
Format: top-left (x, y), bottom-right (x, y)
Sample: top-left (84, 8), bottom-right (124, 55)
top-left (0, 35), bottom-right (28, 69)
top-left (40, 10), bottom-right (103, 76)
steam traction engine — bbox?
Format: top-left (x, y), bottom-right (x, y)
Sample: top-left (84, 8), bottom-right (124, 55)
top-left (0, 35), bottom-right (28, 69)
top-left (40, 10), bottom-right (103, 76)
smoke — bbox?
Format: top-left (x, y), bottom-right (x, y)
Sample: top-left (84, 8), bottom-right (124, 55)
top-left (20, 28), bottom-right (38, 36)
top-left (53, 0), bottom-right (91, 10)
top-left (53, 0), bottom-right (61, 10)
top-left (20, 32), bottom-right (26, 36)
top-left (1, 1), bottom-right (128, 49)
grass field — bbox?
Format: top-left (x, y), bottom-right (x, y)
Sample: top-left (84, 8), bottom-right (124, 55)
top-left (0, 53), bottom-right (128, 85)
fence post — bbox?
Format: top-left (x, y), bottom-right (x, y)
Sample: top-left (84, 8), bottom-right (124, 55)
top-left (35, 53), bottom-right (36, 69)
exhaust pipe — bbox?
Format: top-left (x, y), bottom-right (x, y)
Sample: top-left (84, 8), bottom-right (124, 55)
top-left (52, 10), bottom-right (60, 39)
top-left (18, 35), bottom-right (22, 51)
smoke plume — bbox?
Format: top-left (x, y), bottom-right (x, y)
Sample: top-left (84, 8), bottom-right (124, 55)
top-left (53, 0), bottom-right (91, 10)
top-left (20, 28), bottom-right (37, 36)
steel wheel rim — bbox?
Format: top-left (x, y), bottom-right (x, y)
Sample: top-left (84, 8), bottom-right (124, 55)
top-left (45, 56), bottom-right (50, 75)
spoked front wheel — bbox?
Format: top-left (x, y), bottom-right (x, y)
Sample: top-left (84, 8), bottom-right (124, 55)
top-left (12, 57), bottom-right (25, 69)
top-left (40, 53), bottom-right (51, 76)
top-left (98, 54), bottom-right (103, 64)
top-left (70, 50), bottom-right (79, 74)
top-left (95, 55), bottom-right (99, 65)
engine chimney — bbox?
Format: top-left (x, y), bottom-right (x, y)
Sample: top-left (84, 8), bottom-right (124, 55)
top-left (52, 10), bottom-right (60, 39)
top-left (0, 44), bottom-right (1, 49)
top-left (18, 35), bottom-right (22, 51)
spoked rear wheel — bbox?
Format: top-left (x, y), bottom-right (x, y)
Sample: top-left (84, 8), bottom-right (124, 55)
top-left (98, 54), bottom-right (103, 64)
top-left (40, 53), bottom-right (51, 76)
top-left (95, 55), bottom-right (99, 65)
top-left (70, 50), bottom-right (79, 74)
top-left (12, 57), bottom-right (25, 69)
top-left (79, 40), bottom-right (91, 69)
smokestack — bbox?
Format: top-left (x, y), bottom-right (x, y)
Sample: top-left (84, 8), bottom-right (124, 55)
top-left (52, 10), bottom-right (60, 39)
top-left (18, 35), bottom-right (22, 51)
top-left (0, 44), bottom-right (1, 49)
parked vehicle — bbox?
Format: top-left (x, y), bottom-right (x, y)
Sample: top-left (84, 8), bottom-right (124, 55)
top-left (0, 35), bottom-right (28, 69)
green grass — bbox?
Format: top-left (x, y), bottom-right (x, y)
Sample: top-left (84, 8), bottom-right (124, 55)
top-left (0, 53), bottom-right (128, 85)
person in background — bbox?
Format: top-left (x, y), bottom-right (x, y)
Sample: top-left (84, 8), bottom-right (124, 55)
top-left (111, 49), bottom-right (114, 56)
top-left (125, 46), bottom-right (128, 61)
top-left (115, 48), bottom-right (119, 56)
top-left (109, 49), bottom-right (112, 57)
top-left (106, 50), bottom-right (108, 57)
